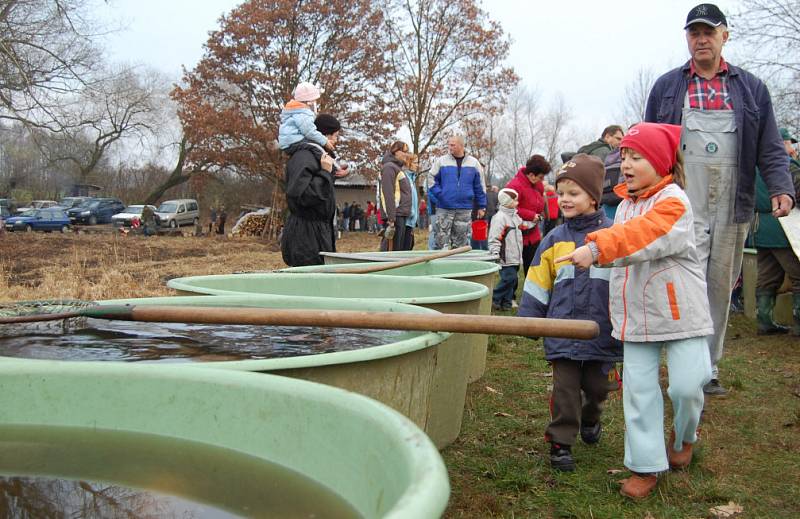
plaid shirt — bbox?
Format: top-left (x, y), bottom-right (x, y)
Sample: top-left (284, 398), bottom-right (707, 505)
top-left (687, 57), bottom-right (733, 110)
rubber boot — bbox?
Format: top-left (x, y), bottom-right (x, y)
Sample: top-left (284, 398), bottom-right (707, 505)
top-left (792, 293), bottom-right (800, 337)
top-left (756, 292), bottom-right (789, 335)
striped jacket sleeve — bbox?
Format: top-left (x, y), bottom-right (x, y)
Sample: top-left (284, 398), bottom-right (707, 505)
top-left (517, 237), bottom-right (556, 319)
top-left (586, 196), bottom-right (692, 266)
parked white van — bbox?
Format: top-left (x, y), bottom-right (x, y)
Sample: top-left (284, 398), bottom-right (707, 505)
top-left (156, 199), bottom-right (200, 228)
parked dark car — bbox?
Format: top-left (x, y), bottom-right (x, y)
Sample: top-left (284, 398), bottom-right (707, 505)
top-left (67, 198), bottom-right (125, 225)
top-left (55, 196), bottom-right (92, 210)
top-left (5, 208), bottom-right (71, 233)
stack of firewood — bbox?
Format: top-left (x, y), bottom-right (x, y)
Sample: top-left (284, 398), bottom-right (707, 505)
top-left (231, 211), bottom-right (270, 236)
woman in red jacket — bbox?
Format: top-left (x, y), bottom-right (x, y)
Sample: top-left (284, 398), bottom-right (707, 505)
top-left (505, 154), bottom-right (551, 275)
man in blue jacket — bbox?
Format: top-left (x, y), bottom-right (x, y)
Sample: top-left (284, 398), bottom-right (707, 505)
top-left (429, 135), bottom-right (487, 249)
top-left (645, 3), bottom-right (795, 396)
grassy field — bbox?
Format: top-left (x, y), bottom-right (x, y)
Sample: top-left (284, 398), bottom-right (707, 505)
top-left (1, 229), bottom-right (798, 518)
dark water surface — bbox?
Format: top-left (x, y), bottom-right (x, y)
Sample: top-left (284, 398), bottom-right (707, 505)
top-left (0, 319), bottom-right (407, 362)
top-left (0, 425), bottom-right (362, 518)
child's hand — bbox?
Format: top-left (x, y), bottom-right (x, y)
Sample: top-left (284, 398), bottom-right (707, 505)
top-left (555, 245), bottom-right (594, 269)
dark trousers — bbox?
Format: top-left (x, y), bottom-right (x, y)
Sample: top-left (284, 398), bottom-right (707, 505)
top-left (546, 359), bottom-right (616, 446)
top-left (756, 247), bottom-right (800, 294)
top-left (493, 265), bottom-right (519, 307)
top-left (380, 216), bottom-right (412, 251)
top-left (522, 242), bottom-right (539, 277)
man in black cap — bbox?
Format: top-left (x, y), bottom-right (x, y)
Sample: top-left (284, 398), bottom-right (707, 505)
top-left (645, 3), bottom-right (795, 396)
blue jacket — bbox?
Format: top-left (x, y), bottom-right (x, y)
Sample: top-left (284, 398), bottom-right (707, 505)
top-left (645, 60), bottom-right (793, 223)
top-left (518, 211), bottom-right (622, 362)
top-left (278, 101), bottom-right (328, 150)
top-left (429, 154), bottom-right (486, 210)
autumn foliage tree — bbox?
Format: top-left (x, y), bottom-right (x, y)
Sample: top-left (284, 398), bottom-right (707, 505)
top-left (383, 0), bottom-right (518, 158)
top-left (171, 0), bottom-right (400, 196)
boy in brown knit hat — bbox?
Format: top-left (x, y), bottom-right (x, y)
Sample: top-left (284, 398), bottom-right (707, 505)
top-left (517, 153), bottom-right (622, 471)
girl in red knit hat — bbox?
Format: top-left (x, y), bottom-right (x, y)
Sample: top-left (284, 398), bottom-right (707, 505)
top-left (556, 122), bottom-right (713, 499)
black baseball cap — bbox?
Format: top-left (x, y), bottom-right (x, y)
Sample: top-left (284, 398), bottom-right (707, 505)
top-left (684, 3), bottom-right (728, 29)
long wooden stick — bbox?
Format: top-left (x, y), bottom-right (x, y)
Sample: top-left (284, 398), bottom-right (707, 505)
top-left (310, 245), bottom-right (473, 274)
top-left (119, 306), bottom-right (597, 339)
top-left (1, 304), bottom-right (599, 339)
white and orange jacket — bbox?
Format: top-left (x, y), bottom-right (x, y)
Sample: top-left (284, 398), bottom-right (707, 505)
top-left (585, 176), bottom-right (713, 342)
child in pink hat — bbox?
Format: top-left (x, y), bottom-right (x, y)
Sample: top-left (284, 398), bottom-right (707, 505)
top-left (278, 82), bottom-right (330, 151)
top-left (557, 122), bottom-right (713, 499)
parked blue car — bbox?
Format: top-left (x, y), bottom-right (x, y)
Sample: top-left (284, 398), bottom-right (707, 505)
top-left (5, 208), bottom-right (71, 233)
top-left (66, 197), bottom-right (125, 225)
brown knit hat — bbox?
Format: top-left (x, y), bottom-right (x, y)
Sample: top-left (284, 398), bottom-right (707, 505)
top-left (555, 153), bottom-right (605, 206)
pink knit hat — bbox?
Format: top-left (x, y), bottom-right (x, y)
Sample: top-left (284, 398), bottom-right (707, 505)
top-left (620, 123), bottom-right (683, 176)
top-left (293, 82), bottom-right (322, 102)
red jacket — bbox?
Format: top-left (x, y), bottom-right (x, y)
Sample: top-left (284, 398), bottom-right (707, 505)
top-left (505, 167), bottom-right (544, 246)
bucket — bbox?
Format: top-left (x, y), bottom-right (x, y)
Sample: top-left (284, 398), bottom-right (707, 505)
top-left (166, 274), bottom-right (488, 448)
top-left (0, 361), bottom-right (449, 518)
top-left (471, 220), bottom-right (488, 241)
top-left (280, 260), bottom-right (500, 382)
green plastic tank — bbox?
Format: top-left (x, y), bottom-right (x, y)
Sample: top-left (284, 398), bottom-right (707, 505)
top-left (321, 250), bottom-right (499, 264)
top-left (281, 260), bottom-right (500, 382)
top-left (0, 361), bottom-right (449, 518)
top-left (166, 274), bottom-right (489, 448)
top-left (92, 294), bottom-right (459, 448)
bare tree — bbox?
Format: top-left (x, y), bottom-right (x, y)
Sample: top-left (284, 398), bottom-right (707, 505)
top-left (731, 0), bottom-right (800, 132)
top-left (36, 67), bottom-right (165, 184)
top-left (540, 94), bottom-right (573, 170)
top-left (492, 85), bottom-right (542, 176)
top-left (0, 0), bottom-right (107, 130)
top-left (383, 0), bottom-right (518, 158)
top-left (615, 67), bottom-right (656, 128)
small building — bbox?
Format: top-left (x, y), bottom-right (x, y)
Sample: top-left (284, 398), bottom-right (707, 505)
top-left (334, 170), bottom-right (375, 212)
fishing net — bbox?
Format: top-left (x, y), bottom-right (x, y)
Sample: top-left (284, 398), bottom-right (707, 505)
top-left (0, 299), bottom-right (96, 336)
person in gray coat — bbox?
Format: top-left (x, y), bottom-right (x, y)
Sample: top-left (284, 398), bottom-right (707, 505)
top-left (379, 141), bottom-right (413, 251)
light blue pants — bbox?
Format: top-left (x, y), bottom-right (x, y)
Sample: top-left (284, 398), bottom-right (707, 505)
top-left (622, 337), bottom-right (712, 473)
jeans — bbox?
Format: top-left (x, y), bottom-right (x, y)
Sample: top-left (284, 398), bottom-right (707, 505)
top-left (493, 265), bottom-right (519, 307)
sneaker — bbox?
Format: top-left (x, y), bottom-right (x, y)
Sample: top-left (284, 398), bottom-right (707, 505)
top-left (511, 300), bottom-right (518, 309)
top-left (580, 421), bottom-right (602, 445)
top-left (549, 443), bottom-right (575, 472)
top-left (703, 379), bottom-right (728, 397)
top-left (619, 472), bottom-right (657, 499)
top-left (491, 302), bottom-right (502, 312)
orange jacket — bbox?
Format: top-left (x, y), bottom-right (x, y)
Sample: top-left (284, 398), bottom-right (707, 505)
top-left (585, 177), bottom-right (713, 342)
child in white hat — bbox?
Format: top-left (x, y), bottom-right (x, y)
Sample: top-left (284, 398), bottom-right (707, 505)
top-left (278, 82), bottom-right (330, 151)
top-left (488, 188), bottom-right (534, 310)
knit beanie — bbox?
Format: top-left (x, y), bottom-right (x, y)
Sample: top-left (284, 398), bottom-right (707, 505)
top-left (554, 153), bottom-right (605, 205)
top-left (293, 82), bottom-right (322, 102)
top-left (620, 123), bottom-right (683, 176)
top-left (497, 188), bottom-right (518, 208)
top-left (314, 113), bottom-right (341, 136)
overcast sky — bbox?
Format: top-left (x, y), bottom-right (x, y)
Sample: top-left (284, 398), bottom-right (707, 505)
top-left (99, 0), bottom-right (744, 144)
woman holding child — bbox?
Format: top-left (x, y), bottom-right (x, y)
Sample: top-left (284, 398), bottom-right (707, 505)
top-left (505, 155), bottom-right (550, 275)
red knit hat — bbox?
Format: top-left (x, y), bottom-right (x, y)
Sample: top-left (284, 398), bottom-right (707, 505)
top-left (620, 123), bottom-right (683, 176)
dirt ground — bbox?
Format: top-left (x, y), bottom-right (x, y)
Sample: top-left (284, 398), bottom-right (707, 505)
top-left (0, 227), bottom-right (417, 302)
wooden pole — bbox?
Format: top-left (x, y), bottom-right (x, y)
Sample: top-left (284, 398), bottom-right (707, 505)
top-left (312, 245), bottom-right (473, 274)
top-left (124, 306), bottom-right (599, 339)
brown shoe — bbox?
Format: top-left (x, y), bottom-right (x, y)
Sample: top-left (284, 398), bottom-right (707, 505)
top-left (619, 473), bottom-right (658, 499)
top-left (667, 430), bottom-right (693, 470)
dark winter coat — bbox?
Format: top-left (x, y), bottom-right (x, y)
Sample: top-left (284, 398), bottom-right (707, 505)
top-left (752, 159), bottom-right (800, 248)
top-left (518, 210), bottom-right (622, 361)
top-left (280, 140), bottom-right (337, 266)
top-left (645, 60), bottom-right (793, 222)
top-left (379, 150), bottom-right (412, 221)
